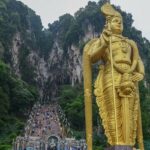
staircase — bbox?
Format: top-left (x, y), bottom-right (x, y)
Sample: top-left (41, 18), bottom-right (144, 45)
top-left (13, 103), bottom-right (87, 150)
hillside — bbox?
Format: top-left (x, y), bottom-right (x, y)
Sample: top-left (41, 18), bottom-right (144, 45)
top-left (0, 0), bottom-right (150, 149)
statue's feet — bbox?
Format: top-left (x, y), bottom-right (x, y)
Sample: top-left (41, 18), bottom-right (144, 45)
top-left (105, 145), bottom-right (133, 150)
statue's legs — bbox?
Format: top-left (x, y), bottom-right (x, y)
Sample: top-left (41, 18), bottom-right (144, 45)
top-left (102, 86), bottom-right (123, 145)
top-left (103, 89), bottom-right (135, 150)
top-left (96, 65), bottom-right (139, 148)
top-left (99, 85), bottom-right (138, 146)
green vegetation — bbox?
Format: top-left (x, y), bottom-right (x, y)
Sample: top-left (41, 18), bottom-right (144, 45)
top-left (0, 60), bottom-right (38, 147)
top-left (0, 0), bottom-right (150, 149)
top-left (58, 85), bottom-right (106, 148)
top-left (0, 1), bottom-right (41, 146)
top-left (58, 85), bottom-right (85, 130)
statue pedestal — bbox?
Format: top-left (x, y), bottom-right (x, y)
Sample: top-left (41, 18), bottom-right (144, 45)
top-left (105, 146), bottom-right (132, 150)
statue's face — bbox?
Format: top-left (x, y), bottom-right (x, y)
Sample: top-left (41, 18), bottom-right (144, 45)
top-left (110, 16), bottom-right (123, 34)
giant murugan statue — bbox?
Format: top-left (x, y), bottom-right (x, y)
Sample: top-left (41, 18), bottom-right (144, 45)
top-left (83, 3), bottom-right (145, 150)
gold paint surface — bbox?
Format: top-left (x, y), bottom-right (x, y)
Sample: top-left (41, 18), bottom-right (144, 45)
top-left (83, 3), bottom-right (145, 150)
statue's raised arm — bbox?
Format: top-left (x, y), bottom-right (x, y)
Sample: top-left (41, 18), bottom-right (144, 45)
top-left (83, 3), bottom-right (145, 150)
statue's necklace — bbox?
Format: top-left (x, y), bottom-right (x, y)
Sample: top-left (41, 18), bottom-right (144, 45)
top-left (112, 35), bottom-right (129, 53)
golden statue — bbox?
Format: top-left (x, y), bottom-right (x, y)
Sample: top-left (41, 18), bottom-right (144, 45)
top-left (83, 3), bottom-right (145, 150)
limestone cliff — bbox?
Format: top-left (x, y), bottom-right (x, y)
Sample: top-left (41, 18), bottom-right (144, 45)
top-left (1, 0), bottom-right (150, 101)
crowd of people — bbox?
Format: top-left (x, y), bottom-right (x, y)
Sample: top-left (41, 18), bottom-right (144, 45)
top-left (27, 104), bottom-right (62, 138)
top-left (13, 103), bottom-right (87, 150)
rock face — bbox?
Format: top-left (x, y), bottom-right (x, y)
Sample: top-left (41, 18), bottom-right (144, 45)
top-left (11, 32), bottom-right (22, 76)
top-left (3, 0), bottom-right (149, 102)
top-left (67, 44), bottom-right (82, 86)
top-left (8, 23), bottom-right (97, 101)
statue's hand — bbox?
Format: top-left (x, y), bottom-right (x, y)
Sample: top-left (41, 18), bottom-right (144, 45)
top-left (101, 29), bottom-right (112, 46)
top-left (132, 72), bottom-right (144, 82)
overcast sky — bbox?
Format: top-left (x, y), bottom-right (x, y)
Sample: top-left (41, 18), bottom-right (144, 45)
top-left (17, 0), bottom-right (150, 40)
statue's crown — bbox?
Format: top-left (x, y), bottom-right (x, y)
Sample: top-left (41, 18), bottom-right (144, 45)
top-left (101, 3), bottom-right (121, 18)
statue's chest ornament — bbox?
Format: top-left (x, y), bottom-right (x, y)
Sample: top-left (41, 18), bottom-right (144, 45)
top-left (106, 38), bottom-right (132, 74)
top-left (119, 41), bottom-right (129, 53)
top-left (112, 39), bottom-right (130, 54)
